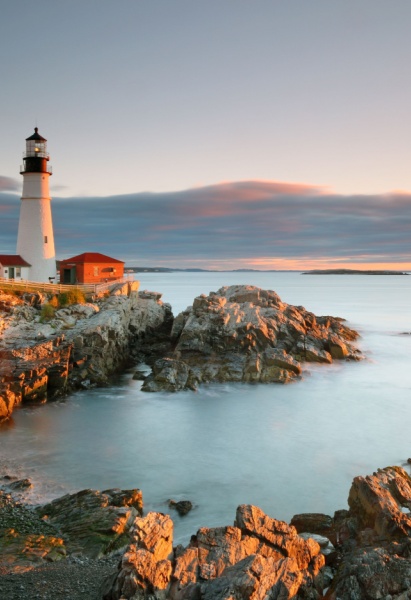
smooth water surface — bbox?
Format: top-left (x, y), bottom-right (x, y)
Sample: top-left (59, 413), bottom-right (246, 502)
top-left (1, 272), bottom-right (410, 543)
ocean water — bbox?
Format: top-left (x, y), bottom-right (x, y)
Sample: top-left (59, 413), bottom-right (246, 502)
top-left (1, 272), bottom-right (411, 544)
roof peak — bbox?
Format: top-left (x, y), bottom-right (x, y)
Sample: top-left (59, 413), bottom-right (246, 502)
top-left (26, 127), bottom-right (47, 142)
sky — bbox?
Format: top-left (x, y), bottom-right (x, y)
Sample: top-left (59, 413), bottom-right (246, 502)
top-left (1, 1), bottom-right (411, 270)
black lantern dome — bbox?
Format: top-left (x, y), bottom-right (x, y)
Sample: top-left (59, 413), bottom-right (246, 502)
top-left (20, 127), bottom-right (52, 175)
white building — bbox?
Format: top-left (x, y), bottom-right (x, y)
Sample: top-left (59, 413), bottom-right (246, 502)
top-left (14, 127), bottom-right (57, 282)
top-left (0, 255), bottom-right (31, 280)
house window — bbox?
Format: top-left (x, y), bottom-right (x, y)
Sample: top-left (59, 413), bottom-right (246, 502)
top-left (93, 266), bottom-right (99, 276)
top-left (15, 267), bottom-right (21, 277)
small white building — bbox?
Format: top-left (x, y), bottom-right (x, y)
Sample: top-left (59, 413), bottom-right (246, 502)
top-left (0, 255), bottom-right (31, 280)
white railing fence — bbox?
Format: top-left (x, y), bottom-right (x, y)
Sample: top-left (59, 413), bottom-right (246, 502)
top-left (0, 275), bottom-right (135, 296)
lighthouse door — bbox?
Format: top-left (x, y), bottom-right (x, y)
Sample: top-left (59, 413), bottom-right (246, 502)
top-left (8, 268), bottom-right (15, 279)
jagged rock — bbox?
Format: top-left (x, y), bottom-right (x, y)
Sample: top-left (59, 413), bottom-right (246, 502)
top-left (144, 285), bottom-right (361, 392)
top-left (168, 500), bottom-right (193, 516)
top-left (36, 487), bottom-right (143, 558)
top-left (103, 512), bottom-right (173, 600)
top-left (104, 505), bottom-right (324, 600)
top-left (5, 467), bottom-right (411, 596)
top-left (201, 555), bottom-right (316, 600)
top-left (347, 466), bottom-right (411, 538)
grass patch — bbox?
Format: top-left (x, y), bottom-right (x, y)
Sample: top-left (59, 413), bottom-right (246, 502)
top-left (40, 303), bottom-right (56, 322)
top-left (57, 289), bottom-right (86, 307)
top-left (39, 289), bottom-right (86, 321)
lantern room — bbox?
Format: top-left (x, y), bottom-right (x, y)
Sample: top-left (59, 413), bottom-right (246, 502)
top-left (20, 127), bottom-right (52, 175)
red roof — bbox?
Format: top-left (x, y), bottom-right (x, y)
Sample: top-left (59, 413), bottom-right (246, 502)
top-left (0, 255), bottom-right (31, 267)
top-left (60, 252), bottom-right (124, 264)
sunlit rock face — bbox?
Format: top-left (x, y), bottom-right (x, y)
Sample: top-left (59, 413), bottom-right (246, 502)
top-left (143, 285), bottom-right (361, 392)
top-left (0, 286), bottom-right (173, 421)
top-left (103, 505), bottom-right (324, 600)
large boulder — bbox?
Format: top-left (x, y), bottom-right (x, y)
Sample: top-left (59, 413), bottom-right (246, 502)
top-left (143, 285), bottom-right (361, 392)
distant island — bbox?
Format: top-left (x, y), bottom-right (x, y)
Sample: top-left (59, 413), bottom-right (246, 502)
top-left (302, 269), bottom-right (408, 275)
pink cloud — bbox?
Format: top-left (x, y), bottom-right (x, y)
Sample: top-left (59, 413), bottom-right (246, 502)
top-left (173, 179), bottom-right (330, 219)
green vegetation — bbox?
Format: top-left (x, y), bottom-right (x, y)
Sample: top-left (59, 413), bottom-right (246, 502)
top-left (40, 303), bottom-right (56, 322)
top-left (39, 289), bottom-right (86, 322)
top-left (57, 289), bottom-right (86, 307)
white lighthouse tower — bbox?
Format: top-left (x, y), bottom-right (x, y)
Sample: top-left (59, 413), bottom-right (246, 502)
top-left (17, 128), bottom-right (56, 282)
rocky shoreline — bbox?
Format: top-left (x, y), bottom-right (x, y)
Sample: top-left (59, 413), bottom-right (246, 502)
top-left (1, 465), bottom-right (411, 599)
top-left (1, 283), bottom-right (361, 420)
top-left (2, 282), bottom-right (398, 598)
top-left (0, 283), bottom-right (173, 421)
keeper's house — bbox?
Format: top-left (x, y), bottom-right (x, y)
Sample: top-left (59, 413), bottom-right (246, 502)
top-left (0, 255), bottom-right (31, 280)
top-left (58, 252), bottom-right (124, 284)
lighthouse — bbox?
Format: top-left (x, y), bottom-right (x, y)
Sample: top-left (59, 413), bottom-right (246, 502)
top-left (17, 128), bottom-right (56, 282)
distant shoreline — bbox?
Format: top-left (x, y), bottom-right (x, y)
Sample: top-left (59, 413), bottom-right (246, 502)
top-left (126, 267), bottom-right (409, 275)
top-left (302, 269), bottom-right (409, 275)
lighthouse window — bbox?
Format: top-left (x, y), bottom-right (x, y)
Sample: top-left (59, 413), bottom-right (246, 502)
top-left (44, 236), bottom-right (48, 243)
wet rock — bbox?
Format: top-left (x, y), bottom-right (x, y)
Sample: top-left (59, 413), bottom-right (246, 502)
top-left (8, 478), bottom-right (33, 491)
top-left (168, 500), bottom-right (193, 516)
top-left (132, 369), bottom-right (148, 380)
